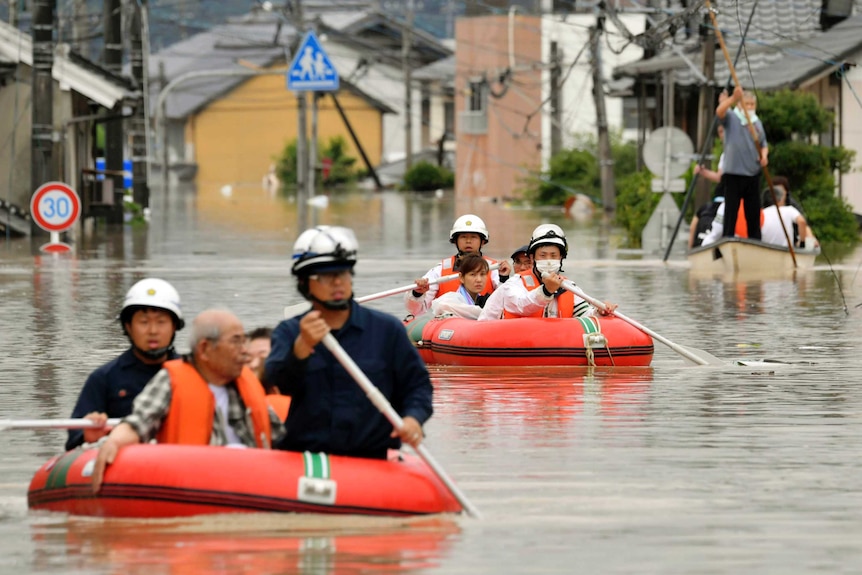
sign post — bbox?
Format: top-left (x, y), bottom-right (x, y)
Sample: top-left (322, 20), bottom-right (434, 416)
top-left (287, 31), bottom-right (340, 217)
top-left (30, 181), bottom-right (80, 254)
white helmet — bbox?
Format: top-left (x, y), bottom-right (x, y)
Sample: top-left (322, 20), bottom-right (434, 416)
top-left (529, 223), bottom-right (568, 257)
top-left (449, 214), bottom-right (489, 244)
top-left (292, 226), bottom-right (358, 276)
top-left (120, 278), bottom-right (184, 329)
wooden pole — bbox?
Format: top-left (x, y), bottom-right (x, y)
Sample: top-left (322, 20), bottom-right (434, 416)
top-left (706, 0), bottom-right (796, 267)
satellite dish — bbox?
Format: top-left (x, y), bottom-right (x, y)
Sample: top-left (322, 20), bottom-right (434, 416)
top-left (642, 127), bottom-right (695, 180)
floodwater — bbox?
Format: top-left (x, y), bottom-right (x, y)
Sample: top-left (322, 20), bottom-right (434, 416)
top-left (1, 184), bottom-right (862, 574)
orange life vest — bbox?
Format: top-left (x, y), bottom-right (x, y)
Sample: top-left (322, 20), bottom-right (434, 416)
top-left (502, 273), bottom-right (575, 318)
top-left (157, 360), bottom-right (272, 448)
top-left (266, 393), bottom-right (291, 422)
top-left (733, 203), bottom-right (765, 238)
top-left (437, 255), bottom-right (497, 298)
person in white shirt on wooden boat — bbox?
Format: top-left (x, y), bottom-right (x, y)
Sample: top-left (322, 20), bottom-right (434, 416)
top-left (477, 224), bottom-right (617, 321)
top-left (760, 178), bottom-right (817, 249)
top-left (405, 214), bottom-right (511, 316)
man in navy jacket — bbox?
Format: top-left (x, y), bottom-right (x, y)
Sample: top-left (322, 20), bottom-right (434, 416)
top-left (265, 226), bottom-right (432, 459)
top-left (66, 278), bottom-right (184, 451)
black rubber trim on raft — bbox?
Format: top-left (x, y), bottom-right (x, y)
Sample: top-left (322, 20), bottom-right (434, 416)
top-left (422, 343), bottom-right (655, 359)
top-left (27, 483), bottom-right (428, 517)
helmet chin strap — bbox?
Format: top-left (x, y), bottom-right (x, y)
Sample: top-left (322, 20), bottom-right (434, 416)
top-left (309, 292), bottom-right (353, 311)
top-left (130, 333), bottom-right (176, 362)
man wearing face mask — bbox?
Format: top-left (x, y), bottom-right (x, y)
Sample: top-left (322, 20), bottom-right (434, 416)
top-left (477, 224), bottom-right (617, 321)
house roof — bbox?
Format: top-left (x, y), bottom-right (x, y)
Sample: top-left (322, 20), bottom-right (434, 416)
top-left (0, 20), bottom-right (131, 108)
top-left (413, 55), bottom-right (455, 86)
top-left (152, 7), bottom-right (449, 120)
top-left (612, 0), bottom-right (862, 90)
top-left (149, 12), bottom-right (290, 119)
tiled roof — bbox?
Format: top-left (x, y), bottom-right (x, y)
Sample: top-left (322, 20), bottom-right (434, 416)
top-left (614, 0), bottom-right (862, 89)
top-left (150, 6), bottom-right (450, 120)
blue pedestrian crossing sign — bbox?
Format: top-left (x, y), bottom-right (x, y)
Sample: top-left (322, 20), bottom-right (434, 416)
top-left (287, 31), bottom-right (339, 92)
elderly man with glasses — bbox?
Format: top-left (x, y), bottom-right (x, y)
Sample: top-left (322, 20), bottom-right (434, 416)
top-left (91, 308), bottom-right (286, 493)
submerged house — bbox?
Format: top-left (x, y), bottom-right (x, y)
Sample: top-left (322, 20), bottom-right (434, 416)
top-left (0, 19), bottom-right (135, 235)
top-left (151, 4), bottom-right (451, 190)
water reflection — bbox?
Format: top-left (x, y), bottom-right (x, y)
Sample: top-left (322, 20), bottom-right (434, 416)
top-left (28, 514), bottom-right (460, 575)
top-left (431, 367), bottom-right (653, 444)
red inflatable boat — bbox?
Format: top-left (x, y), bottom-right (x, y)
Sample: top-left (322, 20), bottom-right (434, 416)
top-left (406, 315), bottom-right (654, 367)
top-left (28, 444), bottom-right (462, 518)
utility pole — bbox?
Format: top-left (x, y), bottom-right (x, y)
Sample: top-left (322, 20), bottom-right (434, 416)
top-left (402, 0), bottom-right (414, 171)
top-left (590, 22), bottom-right (615, 215)
top-left (103, 0), bottom-right (123, 223)
top-left (290, 0), bottom-right (308, 227)
top-left (695, 4), bottom-right (716, 209)
top-left (9, 0), bottom-right (19, 27)
top-left (31, 0), bottom-right (55, 238)
top-left (71, 0), bottom-right (86, 56)
top-left (130, 0), bottom-right (149, 209)
top-left (549, 41), bottom-right (562, 157)
top-left (309, 92), bottom-right (318, 197)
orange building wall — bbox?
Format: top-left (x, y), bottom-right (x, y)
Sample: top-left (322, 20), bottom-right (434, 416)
top-left (455, 15), bottom-right (543, 202)
top-left (190, 71), bottom-right (385, 189)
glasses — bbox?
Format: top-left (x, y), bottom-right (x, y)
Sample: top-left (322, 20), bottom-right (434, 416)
top-left (309, 270), bottom-right (352, 285)
top-left (210, 334), bottom-right (246, 349)
top-left (513, 258), bottom-right (532, 267)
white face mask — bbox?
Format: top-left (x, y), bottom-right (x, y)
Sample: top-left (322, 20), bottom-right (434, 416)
top-left (534, 259), bottom-right (561, 276)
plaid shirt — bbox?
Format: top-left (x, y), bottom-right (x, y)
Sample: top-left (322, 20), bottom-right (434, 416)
top-left (123, 367), bottom-right (286, 448)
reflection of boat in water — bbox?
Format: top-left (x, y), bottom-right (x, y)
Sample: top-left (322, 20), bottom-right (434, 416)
top-left (688, 237), bottom-right (818, 276)
top-left (33, 514), bottom-right (460, 574)
top-left (28, 444), bottom-right (462, 518)
top-left (406, 315), bottom-right (654, 367)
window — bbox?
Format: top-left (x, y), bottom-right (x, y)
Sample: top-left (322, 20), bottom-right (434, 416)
top-left (468, 79), bottom-right (486, 112)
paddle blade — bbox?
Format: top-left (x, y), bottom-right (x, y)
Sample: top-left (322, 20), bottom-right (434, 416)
top-left (677, 345), bottom-right (725, 366)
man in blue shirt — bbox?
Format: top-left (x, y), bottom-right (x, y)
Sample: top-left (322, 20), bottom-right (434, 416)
top-left (265, 226), bottom-right (432, 459)
top-left (65, 278), bottom-right (184, 450)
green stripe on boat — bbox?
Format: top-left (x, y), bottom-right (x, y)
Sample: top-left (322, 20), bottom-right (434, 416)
top-left (576, 317), bottom-right (599, 334)
top-left (46, 451), bottom-right (79, 489)
top-left (303, 452), bottom-right (330, 479)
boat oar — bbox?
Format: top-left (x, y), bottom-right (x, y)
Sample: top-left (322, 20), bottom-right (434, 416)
top-left (320, 333), bottom-right (482, 518)
top-left (705, 0), bottom-right (797, 267)
top-left (0, 418), bottom-right (121, 431)
top-left (284, 263), bottom-right (501, 318)
top-left (559, 280), bottom-right (724, 366)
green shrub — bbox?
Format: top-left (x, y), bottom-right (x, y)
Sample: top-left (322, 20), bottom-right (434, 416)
top-left (402, 161), bottom-right (454, 191)
top-left (614, 171), bottom-right (658, 248)
top-left (274, 136), bottom-right (358, 190)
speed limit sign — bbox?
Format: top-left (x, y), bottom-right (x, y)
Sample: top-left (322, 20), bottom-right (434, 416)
top-left (30, 182), bottom-right (81, 233)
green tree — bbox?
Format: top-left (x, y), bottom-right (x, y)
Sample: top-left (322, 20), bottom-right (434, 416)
top-left (757, 90), bottom-right (858, 244)
top-left (523, 132), bottom-right (638, 207)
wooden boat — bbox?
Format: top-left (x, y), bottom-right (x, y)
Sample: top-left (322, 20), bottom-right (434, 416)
top-left (28, 444), bottom-right (462, 518)
top-left (688, 237), bottom-right (818, 276)
top-left (405, 315), bottom-right (654, 367)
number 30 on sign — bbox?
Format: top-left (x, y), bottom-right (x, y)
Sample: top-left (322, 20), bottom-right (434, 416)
top-left (30, 182), bottom-right (81, 233)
